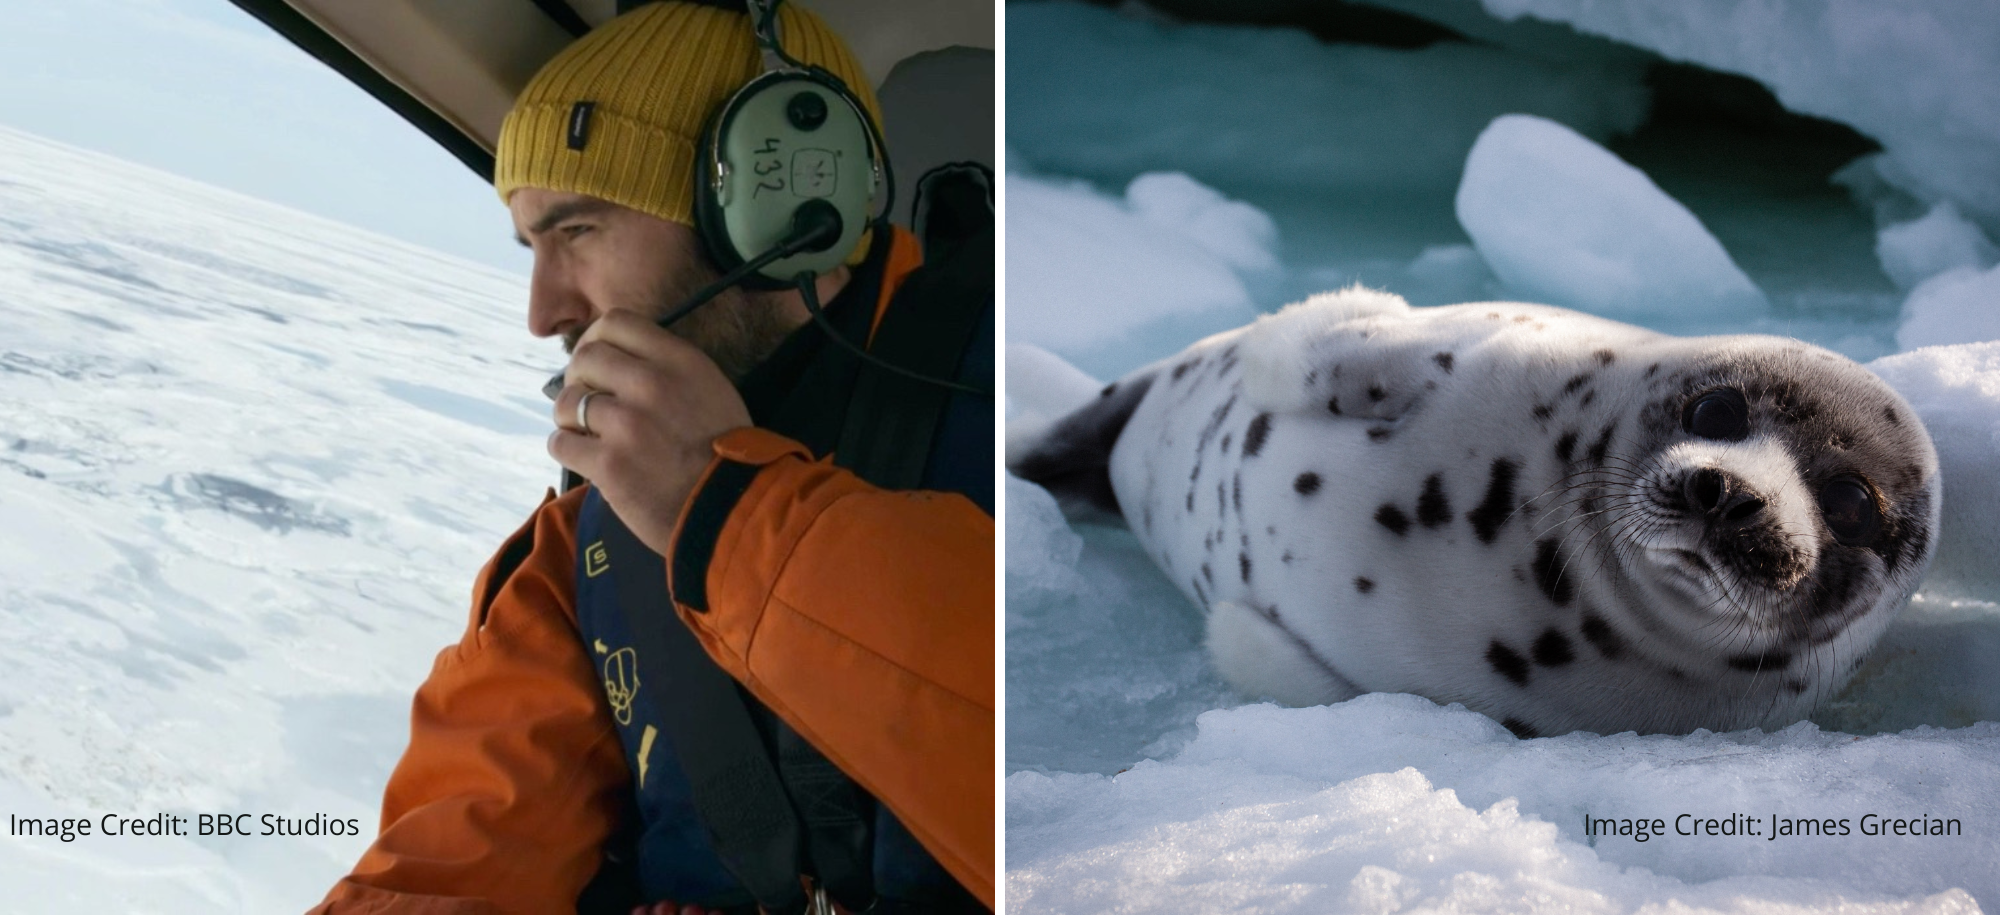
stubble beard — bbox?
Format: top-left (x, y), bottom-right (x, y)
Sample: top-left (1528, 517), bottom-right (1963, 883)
top-left (562, 260), bottom-right (800, 383)
top-left (669, 284), bottom-right (798, 382)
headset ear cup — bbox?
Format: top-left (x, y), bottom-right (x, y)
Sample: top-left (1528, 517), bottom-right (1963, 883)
top-left (693, 96), bottom-right (750, 281)
top-left (696, 70), bottom-right (880, 288)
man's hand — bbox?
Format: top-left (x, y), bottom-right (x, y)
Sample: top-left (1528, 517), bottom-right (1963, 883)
top-left (550, 308), bottom-right (753, 557)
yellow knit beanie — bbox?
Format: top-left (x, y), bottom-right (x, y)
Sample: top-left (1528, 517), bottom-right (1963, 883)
top-left (495, 2), bottom-right (883, 234)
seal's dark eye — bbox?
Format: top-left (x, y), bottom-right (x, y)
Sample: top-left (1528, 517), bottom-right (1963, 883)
top-left (1682, 388), bottom-right (1750, 441)
top-left (1817, 477), bottom-right (1881, 547)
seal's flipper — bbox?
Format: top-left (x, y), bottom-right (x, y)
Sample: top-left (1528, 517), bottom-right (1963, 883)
top-left (1207, 599), bottom-right (1362, 707)
top-left (1007, 374), bottom-right (1155, 519)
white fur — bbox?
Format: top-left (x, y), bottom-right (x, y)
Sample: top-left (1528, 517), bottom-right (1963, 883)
top-left (1207, 600), bottom-right (1362, 705)
top-left (1241, 286), bottom-right (1411, 414)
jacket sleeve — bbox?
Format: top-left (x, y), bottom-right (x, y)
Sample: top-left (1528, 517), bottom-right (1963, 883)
top-left (310, 487), bottom-right (628, 915)
top-left (665, 427), bottom-right (996, 908)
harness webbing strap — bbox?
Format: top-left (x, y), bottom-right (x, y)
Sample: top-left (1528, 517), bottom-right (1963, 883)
top-left (776, 725), bottom-right (873, 906)
top-left (598, 503), bottom-right (810, 915)
top-left (837, 168), bottom-right (993, 491)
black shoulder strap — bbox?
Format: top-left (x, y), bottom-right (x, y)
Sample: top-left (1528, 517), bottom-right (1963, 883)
top-left (836, 164), bottom-right (994, 490)
top-left (597, 506), bottom-right (812, 915)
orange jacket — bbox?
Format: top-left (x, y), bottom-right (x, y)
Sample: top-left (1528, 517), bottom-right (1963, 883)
top-left (310, 232), bottom-right (994, 915)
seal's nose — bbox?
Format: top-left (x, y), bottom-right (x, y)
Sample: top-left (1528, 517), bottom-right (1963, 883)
top-left (1684, 468), bottom-right (1766, 524)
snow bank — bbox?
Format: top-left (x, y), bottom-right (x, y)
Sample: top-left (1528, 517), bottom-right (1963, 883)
top-left (1003, 342), bottom-right (1101, 422)
top-left (1479, 0), bottom-right (2000, 231)
top-left (1877, 203), bottom-right (1999, 291)
top-left (1456, 114), bottom-right (1767, 319)
top-left (1009, 698), bottom-right (1997, 913)
top-left (1869, 342), bottom-right (2000, 597)
top-left (1004, 474), bottom-right (1085, 606)
top-left (1895, 265), bottom-right (2000, 351)
top-left (1005, 165), bottom-right (1271, 378)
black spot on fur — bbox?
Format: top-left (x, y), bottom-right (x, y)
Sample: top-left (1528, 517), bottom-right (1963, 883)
top-left (1202, 562), bottom-right (1214, 585)
top-left (1501, 717), bottom-right (1539, 739)
top-left (1196, 393), bottom-right (1238, 454)
top-left (1728, 650), bottom-right (1791, 673)
top-left (1787, 679), bottom-right (1808, 695)
top-left (1580, 612), bottom-right (1623, 659)
top-left (1586, 423), bottom-right (1616, 465)
top-left (1220, 433), bottom-right (1232, 455)
top-left (1367, 384), bottom-right (1387, 402)
top-left (1327, 396), bottom-right (1342, 415)
top-left (1580, 390), bottom-right (1595, 406)
top-left (1645, 362), bottom-right (1661, 379)
top-left (1770, 383), bottom-right (1819, 425)
top-left (1531, 538), bottom-right (1574, 605)
top-left (1185, 490), bottom-right (1194, 512)
top-left (1555, 431), bottom-right (1578, 463)
top-left (1434, 352), bottom-right (1454, 373)
top-left (1563, 372), bottom-right (1593, 395)
top-left (1239, 552), bottom-right (1252, 583)
top-left (1192, 578), bottom-right (1207, 604)
top-left (1232, 473), bottom-right (1243, 514)
top-left (1100, 383), bottom-right (1117, 398)
top-left (1531, 404), bottom-right (1552, 421)
top-left (1532, 629), bottom-right (1575, 666)
top-left (1367, 427), bottom-right (1393, 442)
top-left (1466, 459), bottom-right (1519, 544)
top-left (1416, 474), bottom-right (1451, 528)
top-left (1295, 472), bottom-right (1321, 495)
top-left (1355, 576), bottom-right (1375, 594)
top-left (1376, 503), bottom-right (1411, 536)
top-left (1282, 551), bottom-right (1294, 564)
top-left (1487, 641), bottom-right (1530, 687)
top-left (1594, 349), bottom-right (1615, 366)
top-left (1244, 413), bottom-right (1273, 457)
top-left (1883, 405), bottom-right (1900, 426)
top-left (1172, 361), bottom-right (1194, 381)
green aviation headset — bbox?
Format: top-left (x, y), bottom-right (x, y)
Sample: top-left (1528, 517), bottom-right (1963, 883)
top-left (690, 0), bottom-right (884, 289)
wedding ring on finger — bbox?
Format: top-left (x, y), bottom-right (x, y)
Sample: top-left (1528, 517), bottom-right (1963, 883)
top-left (575, 389), bottom-right (602, 436)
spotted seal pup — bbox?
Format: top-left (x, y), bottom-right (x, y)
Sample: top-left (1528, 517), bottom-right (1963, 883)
top-left (1009, 288), bottom-right (1940, 736)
